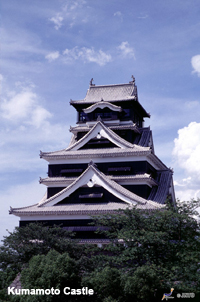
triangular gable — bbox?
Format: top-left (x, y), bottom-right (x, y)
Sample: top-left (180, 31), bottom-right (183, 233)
top-left (83, 101), bottom-right (122, 114)
top-left (39, 164), bottom-right (148, 208)
top-left (66, 121), bottom-right (139, 151)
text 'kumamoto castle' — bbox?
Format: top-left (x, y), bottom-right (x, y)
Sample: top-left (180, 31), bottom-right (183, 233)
top-left (10, 76), bottom-right (176, 242)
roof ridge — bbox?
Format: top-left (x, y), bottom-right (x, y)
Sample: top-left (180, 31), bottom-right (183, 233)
top-left (88, 82), bottom-right (135, 88)
top-left (65, 121), bottom-right (139, 151)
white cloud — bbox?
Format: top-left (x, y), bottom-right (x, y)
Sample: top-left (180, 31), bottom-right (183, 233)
top-left (117, 42), bottom-right (135, 59)
top-left (0, 119), bottom-right (70, 174)
top-left (138, 14), bottom-right (148, 19)
top-left (49, 0), bottom-right (88, 30)
top-left (175, 187), bottom-right (200, 201)
top-left (63, 47), bottom-right (80, 61)
top-left (114, 11), bottom-right (123, 21)
top-left (63, 46), bottom-right (112, 66)
top-left (173, 122), bottom-right (200, 200)
top-left (191, 55), bottom-right (200, 76)
top-left (49, 14), bottom-right (64, 30)
top-left (0, 27), bottom-right (45, 57)
top-left (80, 48), bottom-right (112, 66)
top-left (114, 11), bottom-right (122, 17)
top-left (45, 42), bottom-right (138, 66)
top-left (45, 51), bottom-right (60, 62)
top-left (173, 122), bottom-right (200, 179)
top-left (30, 106), bottom-right (52, 128)
top-left (1, 90), bottom-right (36, 120)
top-left (0, 84), bottom-right (52, 127)
top-left (0, 78), bottom-right (72, 174)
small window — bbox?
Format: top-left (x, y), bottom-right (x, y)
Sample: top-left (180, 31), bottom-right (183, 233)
top-left (61, 169), bottom-right (83, 173)
top-left (79, 112), bottom-right (87, 122)
top-left (123, 109), bottom-right (130, 117)
top-left (94, 112), bottom-right (112, 119)
top-left (108, 167), bottom-right (131, 172)
top-left (79, 193), bottom-right (103, 199)
top-left (60, 169), bottom-right (83, 177)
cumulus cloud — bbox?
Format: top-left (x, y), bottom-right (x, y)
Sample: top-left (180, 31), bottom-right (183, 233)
top-left (172, 122), bottom-right (200, 200)
top-left (191, 55), bottom-right (200, 76)
top-left (49, 14), bottom-right (64, 30)
top-left (117, 42), bottom-right (135, 59)
top-left (0, 84), bottom-right (52, 127)
top-left (173, 122), bottom-right (200, 179)
top-left (30, 106), bottom-right (52, 128)
top-left (45, 51), bottom-right (60, 62)
top-left (0, 79), bottom-right (73, 241)
top-left (62, 46), bottom-right (112, 66)
top-left (175, 187), bottom-right (200, 201)
top-left (0, 78), bottom-right (71, 174)
top-left (49, 0), bottom-right (88, 30)
top-left (45, 42), bottom-right (137, 66)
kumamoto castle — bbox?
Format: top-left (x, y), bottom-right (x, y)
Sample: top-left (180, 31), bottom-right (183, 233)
top-left (10, 76), bottom-right (176, 242)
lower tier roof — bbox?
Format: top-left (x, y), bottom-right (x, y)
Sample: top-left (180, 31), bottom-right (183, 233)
top-left (40, 173), bottom-right (158, 187)
top-left (10, 200), bottom-right (165, 217)
top-left (10, 164), bottom-right (174, 219)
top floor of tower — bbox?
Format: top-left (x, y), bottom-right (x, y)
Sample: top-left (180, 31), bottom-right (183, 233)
top-left (70, 76), bottom-right (150, 128)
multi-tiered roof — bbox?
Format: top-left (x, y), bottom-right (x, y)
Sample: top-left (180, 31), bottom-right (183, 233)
top-left (10, 77), bottom-right (175, 240)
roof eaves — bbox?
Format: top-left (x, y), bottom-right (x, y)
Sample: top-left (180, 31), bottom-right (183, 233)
top-left (65, 121), bottom-right (136, 151)
top-left (38, 164), bottom-right (149, 208)
top-left (40, 147), bottom-right (151, 161)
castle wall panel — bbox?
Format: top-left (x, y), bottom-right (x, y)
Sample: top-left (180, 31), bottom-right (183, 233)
top-left (48, 161), bottom-right (156, 178)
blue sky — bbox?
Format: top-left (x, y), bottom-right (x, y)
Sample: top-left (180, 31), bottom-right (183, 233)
top-left (1, 0), bottom-right (200, 241)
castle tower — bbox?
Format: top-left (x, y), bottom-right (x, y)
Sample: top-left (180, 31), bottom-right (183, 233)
top-left (10, 77), bottom-right (176, 242)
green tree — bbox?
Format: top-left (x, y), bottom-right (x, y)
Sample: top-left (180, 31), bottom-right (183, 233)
top-left (82, 266), bottom-right (122, 302)
top-left (121, 263), bottom-right (160, 301)
top-left (0, 223), bottom-right (84, 300)
top-left (0, 223), bottom-right (81, 273)
top-left (89, 199), bottom-right (200, 299)
top-left (18, 250), bottom-right (81, 302)
top-left (1, 199), bottom-right (200, 302)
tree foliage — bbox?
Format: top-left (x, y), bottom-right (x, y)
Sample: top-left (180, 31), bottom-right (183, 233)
top-left (19, 250), bottom-right (81, 302)
top-left (87, 199), bottom-right (200, 300)
top-left (0, 223), bottom-right (82, 272)
top-left (1, 199), bottom-right (200, 301)
top-left (0, 224), bottom-right (84, 301)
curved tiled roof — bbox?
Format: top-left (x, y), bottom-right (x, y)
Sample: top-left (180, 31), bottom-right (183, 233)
top-left (40, 173), bottom-right (158, 187)
top-left (65, 121), bottom-right (137, 151)
top-left (10, 200), bottom-right (164, 217)
top-left (38, 164), bottom-right (148, 207)
top-left (10, 165), bottom-right (165, 218)
top-left (40, 147), bottom-right (151, 160)
top-left (83, 101), bottom-right (122, 113)
top-left (71, 83), bottom-right (137, 104)
top-left (70, 81), bottom-right (150, 118)
top-left (138, 128), bottom-right (151, 147)
top-left (148, 170), bottom-right (173, 204)
top-left (40, 121), bottom-right (151, 160)
top-left (40, 148), bottom-right (167, 170)
top-left (69, 123), bottom-right (141, 134)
